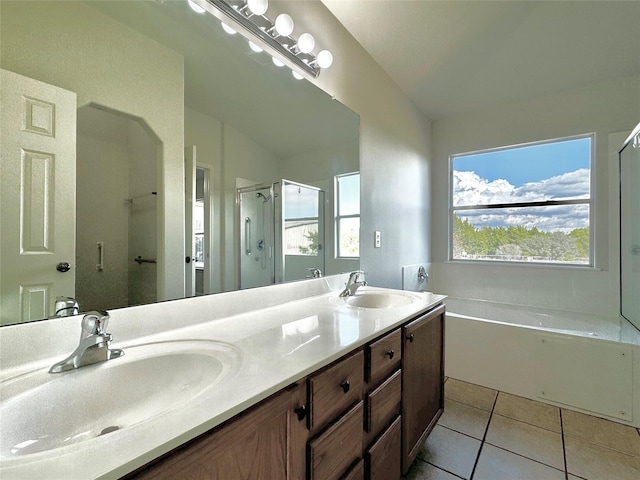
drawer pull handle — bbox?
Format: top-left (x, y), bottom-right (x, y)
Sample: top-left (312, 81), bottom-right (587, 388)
top-left (294, 405), bottom-right (307, 421)
top-left (407, 334), bottom-right (415, 343)
top-left (340, 380), bottom-right (351, 393)
top-left (386, 350), bottom-right (395, 359)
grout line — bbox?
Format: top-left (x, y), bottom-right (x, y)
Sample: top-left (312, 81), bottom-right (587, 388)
top-left (560, 408), bottom-right (569, 480)
top-left (486, 444), bottom-right (567, 476)
top-left (422, 460), bottom-right (467, 480)
top-left (468, 391), bottom-right (499, 479)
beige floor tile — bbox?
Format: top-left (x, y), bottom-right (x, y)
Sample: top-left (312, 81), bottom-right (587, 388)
top-left (562, 409), bottom-right (640, 457)
top-left (485, 414), bottom-right (564, 470)
top-left (444, 378), bottom-right (497, 412)
top-left (473, 444), bottom-right (565, 480)
top-left (493, 392), bottom-right (561, 433)
top-left (403, 459), bottom-right (461, 480)
top-left (565, 436), bottom-right (640, 480)
top-left (419, 425), bottom-right (481, 479)
top-left (567, 476), bottom-right (587, 480)
top-left (437, 398), bottom-right (491, 439)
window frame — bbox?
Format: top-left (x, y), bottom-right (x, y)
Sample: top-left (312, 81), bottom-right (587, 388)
top-left (335, 171), bottom-right (360, 259)
top-left (448, 133), bottom-right (596, 267)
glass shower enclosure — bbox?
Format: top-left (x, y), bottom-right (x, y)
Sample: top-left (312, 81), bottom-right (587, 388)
top-left (237, 180), bottom-right (324, 290)
top-left (620, 122), bottom-right (640, 330)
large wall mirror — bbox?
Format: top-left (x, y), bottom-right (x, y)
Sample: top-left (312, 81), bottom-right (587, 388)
top-left (0, 0), bottom-right (360, 326)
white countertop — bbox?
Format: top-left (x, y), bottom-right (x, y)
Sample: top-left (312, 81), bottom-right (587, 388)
top-left (0, 276), bottom-right (445, 480)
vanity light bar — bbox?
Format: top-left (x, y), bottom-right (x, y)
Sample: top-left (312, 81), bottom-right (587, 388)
top-left (193, 0), bottom-right (323, 78)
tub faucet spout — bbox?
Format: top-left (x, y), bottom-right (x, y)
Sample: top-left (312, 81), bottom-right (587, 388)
top-left (340, 271), bottom-right (367, 297)
top-left (49, 311), bottom-right (124, 373)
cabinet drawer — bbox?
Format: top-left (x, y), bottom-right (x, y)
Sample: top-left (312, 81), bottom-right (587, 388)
top-left (309, 350), bottom-right (364, 430)
top-left (342, 459), bottom-right (364, 480)
top-left (367, 329), bottom-right (401, 386)
top-left (365, 369), bottom-right (401, 440)
top-left (308, 401), bottom-right (364, 480)
top-left (365, 415), bottom-right (401, 480)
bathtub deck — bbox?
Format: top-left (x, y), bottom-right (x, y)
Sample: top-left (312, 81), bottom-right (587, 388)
top-left (445, 297), bottom-right (640, 346)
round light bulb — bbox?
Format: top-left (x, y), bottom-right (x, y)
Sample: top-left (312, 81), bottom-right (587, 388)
top-left (292, 71), bottom-right (304, 80)
top-left (274, 13), bottom-right (294, 37)
top-left (187, 0), bottom-right (206, 14)
top-left (272, 57), bottom-right (285, 67)
top-left (316, 50), bottom-right (333, 69)
top-left (297, 33), bottom-right (315, 54)
top-left (247, 0), bottom-right (268, 16)
top-left (248, 41), bottom-right (263, 53)
top-left (221, 22), bottom-right (237, 35)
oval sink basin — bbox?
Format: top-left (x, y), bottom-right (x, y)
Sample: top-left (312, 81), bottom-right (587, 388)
top-left (346, 292), bottom-right (414, 309)
top-left (0, 340), bottom-right (240, 459)
top-left (330, 290), bottom-right (417, 309)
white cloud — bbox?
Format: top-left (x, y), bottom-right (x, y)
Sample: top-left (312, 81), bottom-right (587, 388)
top-left (454, 169), bottom-right (590, 232)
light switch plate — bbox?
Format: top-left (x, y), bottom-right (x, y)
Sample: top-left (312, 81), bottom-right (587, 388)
top-left (374, 231), bottom-right (381, 248)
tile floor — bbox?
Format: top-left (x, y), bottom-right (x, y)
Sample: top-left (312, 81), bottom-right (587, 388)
top-left (404, 378), bottom-right (640, 480)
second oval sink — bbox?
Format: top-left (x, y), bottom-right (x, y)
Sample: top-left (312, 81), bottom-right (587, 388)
top-left (0, 340), bottom-right (241, 460)
top-left (346, 292), bottom-right (415, 309)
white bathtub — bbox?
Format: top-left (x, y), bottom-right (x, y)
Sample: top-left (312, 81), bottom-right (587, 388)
top-left (444, 297), bottom-right (640, 427)
top-left (445, 297), bottom-right (640, 345)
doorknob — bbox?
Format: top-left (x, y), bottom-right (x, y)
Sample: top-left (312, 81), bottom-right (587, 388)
top-left (56, 262), bottom-right (71, 273)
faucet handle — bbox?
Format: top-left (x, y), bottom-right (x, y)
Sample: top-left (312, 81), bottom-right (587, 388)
top-left (81, 311), bottom-right (110, 336)
top-left (350, 270), bottom-right (365, 281)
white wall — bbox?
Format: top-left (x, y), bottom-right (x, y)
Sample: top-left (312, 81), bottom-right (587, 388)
top-left (0, 0), bottom-right (185, 302)
top-left (430, 76), bottom-right (640, 314)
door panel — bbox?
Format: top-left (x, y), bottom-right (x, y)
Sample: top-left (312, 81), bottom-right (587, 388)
top-left (1, 69), bottom-right (77, 324)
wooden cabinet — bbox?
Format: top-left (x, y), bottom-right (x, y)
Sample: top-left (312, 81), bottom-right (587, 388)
top-left (401, 304), bottom-right (446, 474)
top-left (125, 383), bottom-right (307, 480)
top-left (124, 302), bottom-right (445, 480)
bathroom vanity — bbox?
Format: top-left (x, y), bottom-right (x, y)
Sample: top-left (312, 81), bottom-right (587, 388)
top-left (0, 276), bottom-right (445, 479)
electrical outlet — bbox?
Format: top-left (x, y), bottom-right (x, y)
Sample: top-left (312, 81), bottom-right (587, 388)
top-left (374, 231), bottom-right (381, 248)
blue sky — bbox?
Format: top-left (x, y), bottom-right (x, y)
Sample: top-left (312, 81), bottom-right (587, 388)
top-left (453, 137), bottom-right (591, 187)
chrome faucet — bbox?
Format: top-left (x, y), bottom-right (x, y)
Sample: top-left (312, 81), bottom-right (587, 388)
top-left (54, 296), bottom-right (79, 317)
top-left (340, 271), bottom-right (367, 297)
top-left (49, 311), bottom-right (124, 373)
top-left (307, 267), bottom-right (322, 279)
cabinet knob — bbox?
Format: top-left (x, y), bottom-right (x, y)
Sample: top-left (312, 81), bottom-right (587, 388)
top-left (294, 405), bottom-right (307, 421)
top-left (340, 380), bottom-right (350, 393)
top-left (407, 334), bottom-right (415, 343)
top-left (386, 350), bottom-right (395, 359)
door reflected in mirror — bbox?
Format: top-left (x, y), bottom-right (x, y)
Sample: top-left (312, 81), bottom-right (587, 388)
top-left (0, 0), bottom-right (359, 326)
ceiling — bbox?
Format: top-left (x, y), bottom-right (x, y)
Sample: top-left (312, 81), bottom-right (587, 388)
top-left (322, 0), bottom-right (640, 121)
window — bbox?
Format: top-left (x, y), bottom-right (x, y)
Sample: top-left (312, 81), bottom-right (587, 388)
top-left (450, 135), bottom-right (593, 265)
top-left (194, 200), bottom-right (205, 267)
top-left (284, 182), bottom-right (320, 256)
top-left (336, 172), bottom-right (360, 257)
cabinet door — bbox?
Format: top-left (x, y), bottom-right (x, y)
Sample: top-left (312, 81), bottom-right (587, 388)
top-left (127, 383), bottom-right (307, 480)
top-left (402, 304), bottom-right (445, 473)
